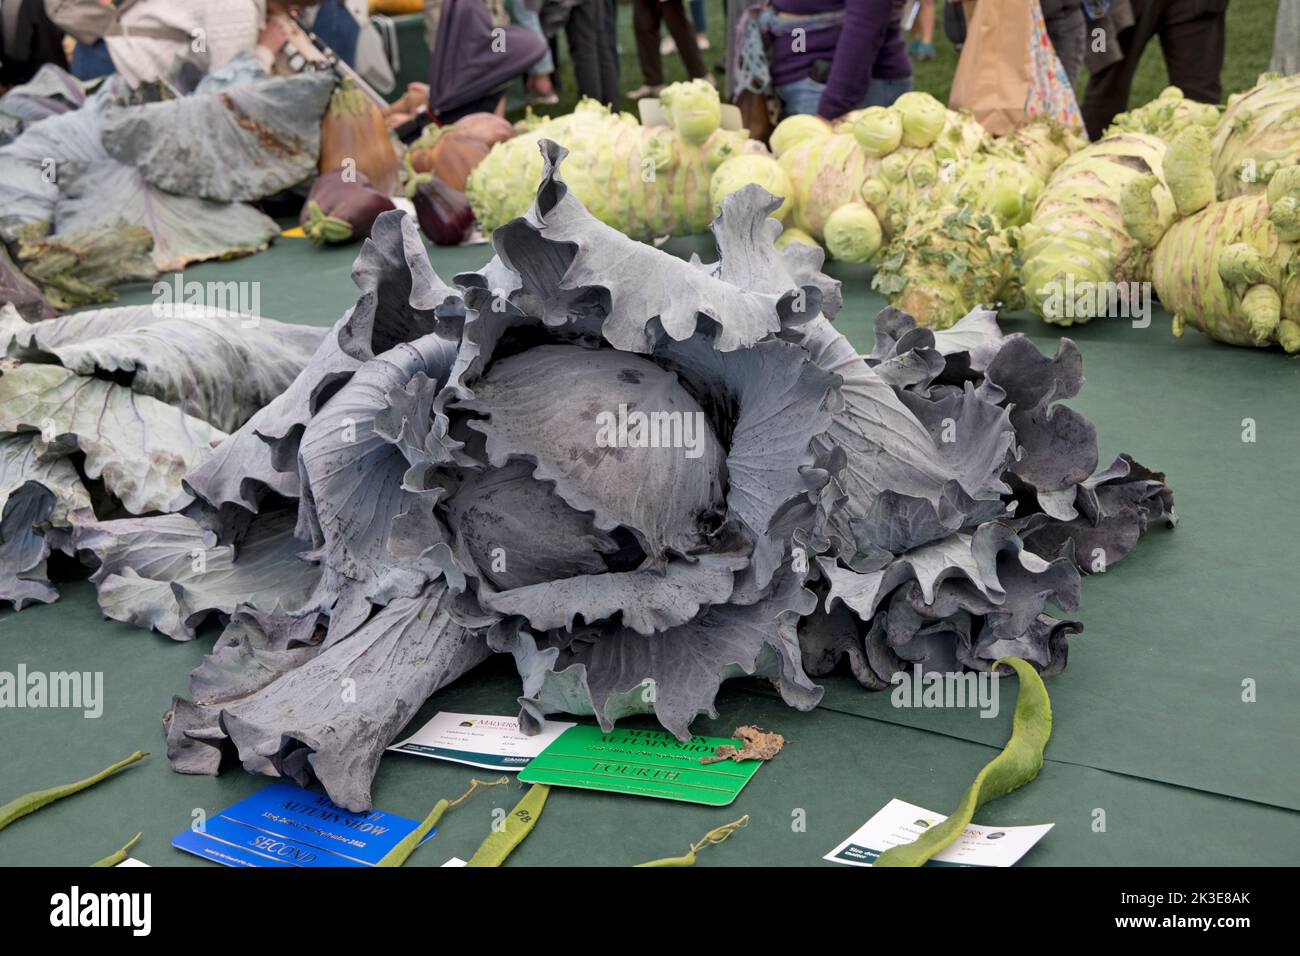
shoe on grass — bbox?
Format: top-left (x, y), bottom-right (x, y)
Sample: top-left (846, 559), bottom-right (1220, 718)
top-left (913, 40), bottom-right (935, 61)
top-left (697, 34), bottom-right (710, 50)
top-left (627, 83), bottom-right (665, 100)
top-left (660, 35), bottom-right (676, 55)
top-left (525, 89), bottom-right (559, 106)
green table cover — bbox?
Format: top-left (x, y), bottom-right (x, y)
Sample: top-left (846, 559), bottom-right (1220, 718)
top-left (1, 233), bottom-right (1297, 866)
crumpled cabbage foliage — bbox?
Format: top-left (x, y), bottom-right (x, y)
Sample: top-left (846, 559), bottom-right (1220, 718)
top-left (100, 65), bottom-right (333, 203)
top-left (0, 302), bottom-right (326, 608)
top-left (0, 56), bottom-right (325, 273)
top-left (75, 142), bottom-right (1175, 811)
top-left (0, 64), bottom-right (85, 145)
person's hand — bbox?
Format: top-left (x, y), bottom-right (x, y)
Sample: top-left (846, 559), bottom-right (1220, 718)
top-left (258, 17), bottom-right (290, 53)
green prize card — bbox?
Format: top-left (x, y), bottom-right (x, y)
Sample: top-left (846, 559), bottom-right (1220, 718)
top-left (518, 725), bottom-right (762, 806)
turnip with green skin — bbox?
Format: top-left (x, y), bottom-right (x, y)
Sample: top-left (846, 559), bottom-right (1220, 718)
top-left (779, 132), bottom-right (882, 238)
top-left (658, 78), bottom-right (721, 145)
top-left (769, 114), bottom-right (831, 158)
top-left (775, 226), bottom-right (819, 250)
top-left (851, 106), bottom-right (902, 157)
top-left (823, 202), bottom-right (882, 263)
top-left (710, 154), bottom-right (793, 221)
top-left (893, 91), bottom-right (948, 148)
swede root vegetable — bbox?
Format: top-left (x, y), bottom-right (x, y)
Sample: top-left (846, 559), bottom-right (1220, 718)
top-left (985, 117), bottom-right (1083, 186)
top-left (466, 90), bottom-right (764, 240)
top-left (779, 132), bottom-right (881, 239)
top-left (1105, 85), bottom-right (1220, 142)
top-left (1021, 133), bottom-right (1175, 324)
top-left (1211, 72), bottom-right (1300, 200)
top-left (872, 205), bottom-right (1020, 329)
top-left (1131, 162), bottom-right (1300, 351)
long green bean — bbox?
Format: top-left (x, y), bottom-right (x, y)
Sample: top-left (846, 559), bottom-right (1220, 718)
top-left (634, 815), bottom-right (749, 867)
top-left (874, 657), bottom-right (1052, 867)
top-left (90, 832), bottom-right (142, 867)
top-left (0, 751), bottom-right (148, 833)
top-left (464, 783), bottom-right (549, 867)
top-left (377, 776), bottom-right (508, 867)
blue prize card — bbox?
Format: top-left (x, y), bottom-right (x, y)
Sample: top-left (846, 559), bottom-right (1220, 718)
top-left (172, 782), bottom-right (434, 867)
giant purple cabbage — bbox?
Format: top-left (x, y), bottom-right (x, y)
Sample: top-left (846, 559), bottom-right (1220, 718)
top-left (73, 142), bottom-right (1174, 811)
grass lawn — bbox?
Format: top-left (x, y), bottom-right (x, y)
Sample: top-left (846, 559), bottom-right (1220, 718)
top-left (522, 0), bottom-right (1281, 124)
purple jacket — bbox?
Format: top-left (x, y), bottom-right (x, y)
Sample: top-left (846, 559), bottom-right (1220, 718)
top-left (769, 0), bottom-right (911, 119)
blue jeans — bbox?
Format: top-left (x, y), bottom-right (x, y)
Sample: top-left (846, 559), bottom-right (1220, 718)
top-left (690, 0), bottom-right (707, 33)
top-left (775, 74), bottom-right (913, 119)
top-left (70, 40), bottom-right (116, 82)
top-left (510, 0), bottom-right (556, 75)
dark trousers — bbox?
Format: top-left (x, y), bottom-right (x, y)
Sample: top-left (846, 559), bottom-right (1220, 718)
top-left (567, 0), bottom-right (620, 107)
top-left (1081, 0), bottom-right (1228, 140)
top-left (633, 0), bottom-right (708, 86)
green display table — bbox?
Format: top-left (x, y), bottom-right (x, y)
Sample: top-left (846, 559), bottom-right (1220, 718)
top-left (1, 234), bottom-right (1297, 867)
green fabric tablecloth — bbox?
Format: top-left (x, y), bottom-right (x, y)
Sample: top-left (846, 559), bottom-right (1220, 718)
top-left (1, 233), bottom-right (1297, 867)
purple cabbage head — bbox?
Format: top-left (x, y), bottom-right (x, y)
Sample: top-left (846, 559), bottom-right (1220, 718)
top-left (74, 142), bottom-right (1174, 810)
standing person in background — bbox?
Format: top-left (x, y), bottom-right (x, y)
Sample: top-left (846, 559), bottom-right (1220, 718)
top-left (1039, 0), bottom-right (1085, 85)
top-left (565, 0), bottom-right (618, 105)
top-left (908, 0), bottom-right (935, 60)
top-left (1081, 0), bottom-right (1229, 140)
top-left (662, 0), bottom-right (711, 53)
top-left (605, 0), bottom-right (620, 91)
top-left (629, 0), bottom-right (709, 98)
top-left (52, 0), bottom-right (302, 85)
top-left (769, 0), bottom-right (911, 119)
top-left (1271, 0), bottom-right (1298, 75)
top-left (509, 0), bottom-right (558, 104)
top-left (1, 0), bottom-right (66, 87)
top-left (300, 0), bottom-right (396, 93)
